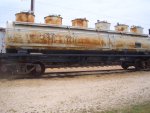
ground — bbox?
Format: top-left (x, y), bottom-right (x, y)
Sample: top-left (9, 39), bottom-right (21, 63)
top-left (0, 66), bottom-right (150, 113)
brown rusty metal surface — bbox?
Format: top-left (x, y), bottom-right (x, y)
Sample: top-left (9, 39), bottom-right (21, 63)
top-left (6, 30), bottom-right (107, 50)
top-left (15, 12), bottom-right (35, 23)
top-left (115, 24), bottom-right (129, 32)
top-left (5, 22), bottom-right (150, 52)
top-left (140, 39), bottom-right (150, 49)
top-left (130, 27), bottom-right (137, 33)
top-left (44, 15), bottom-right (62, 25)
top-left (130, 26), bottom-right (143, 34)
top-left (72, 18), bottom-right (88, 28)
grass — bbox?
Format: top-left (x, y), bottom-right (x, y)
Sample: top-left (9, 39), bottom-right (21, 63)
top-left (82, 102), bottom-right (150, 113)
top-left (102, 102), bottom-right (150, 113)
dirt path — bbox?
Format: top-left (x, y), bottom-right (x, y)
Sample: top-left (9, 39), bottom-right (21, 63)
top-left (0, 68), bottom-right (150, 113)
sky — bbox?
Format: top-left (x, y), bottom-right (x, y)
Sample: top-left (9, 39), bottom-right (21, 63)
top-left (0, 0), bottom-right (150, 34)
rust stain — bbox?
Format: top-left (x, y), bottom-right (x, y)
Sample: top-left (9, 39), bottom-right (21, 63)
top-left (6, 31), bottom-right (108, 50)
top-left (130, 27), bottom-right (137, 33)
top-left (116, 27), bottom-right (125, 32)
top-left (29, 31), bottom-right (41, 43)
top-left (109, 38), bottom-right (114, 47)
top-left (7, 33), bottom-right (23, 43)
top-left (53, 34), bottom-right (64, 44)
top-left (44, 16), bottom-right (62, 25)
top-left (15, 12), bottom-right (35, 22)
top-left (116, 41), bottom-right (124, 48)
top-left (128, 43), bottom-right (135, 48)
top-left (28, 32), bottom-right (57, 44)
top-left (142, 44), bottom-right (149, 49)
top-left (141, 41), bottom-right (149, 48)
top-left (115, 24), bottom-right (128, 32)
top-left (74, 37), bottom-right (101, 47)
top-left (7, 27), bottom-right (147, 51)
top-left (130, 26), bottom-right (143, 34)
top-left (65, 35), bottom-right (74, 44)
top-left (127, 39), bottom-right (135, 49)
top-left (72, 18), bottom-right (88, 28)
top-left (99, 38), bottom-right (106, 46)
top-left (119, 27), bottom-right (125, 31)
top-left (27, 32), bottom-right (103, 47)
top-left (115, 39), bottom-right (135, 49)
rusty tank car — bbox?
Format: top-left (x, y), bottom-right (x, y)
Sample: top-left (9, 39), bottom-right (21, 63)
top-left (5, 21), bottom-right (150, 53)
top-left (1, 12), bottom-right (150, 77)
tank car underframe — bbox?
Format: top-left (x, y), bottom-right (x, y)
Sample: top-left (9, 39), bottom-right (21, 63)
top-left (0, 50), bottom-right (150, 77)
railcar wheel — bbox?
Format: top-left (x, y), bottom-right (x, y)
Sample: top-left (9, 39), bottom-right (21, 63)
top-left (31, 63), bottom-right (45, 77)
top-left (145, 60), bottom-right (150, 69)
top-left (134, 60), bottom-right (144, 70)
top-left (141, 61), bottom-right (147, 69)
top-left (121, 62), bottom-right (129, 70)
top-left (0, 64), bottom-right (9, 74)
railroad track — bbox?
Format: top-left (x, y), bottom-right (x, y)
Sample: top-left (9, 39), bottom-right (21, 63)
top-left (43, 68), bottom-right (139, 78)
top-left (44, 66), bottom-right (150, 78)
top-left (2, 67), bottom-right (150, 79)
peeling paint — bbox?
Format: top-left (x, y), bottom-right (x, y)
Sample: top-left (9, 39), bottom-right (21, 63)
top-left (5, 22), bottom-right (150, 52)
top-left (72, 18), bottom-right (88, 28)
top-left (44, 15), bottom-right (62, 25)
top-left (15, 12), bottom-right (35, 23)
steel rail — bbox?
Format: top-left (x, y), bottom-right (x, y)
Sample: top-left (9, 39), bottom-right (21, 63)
top-left (43, 68), bottom-right (137, 77)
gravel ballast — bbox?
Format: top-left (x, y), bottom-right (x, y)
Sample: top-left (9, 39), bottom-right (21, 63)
top-left (0, 68), bottom-right (150, 113)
